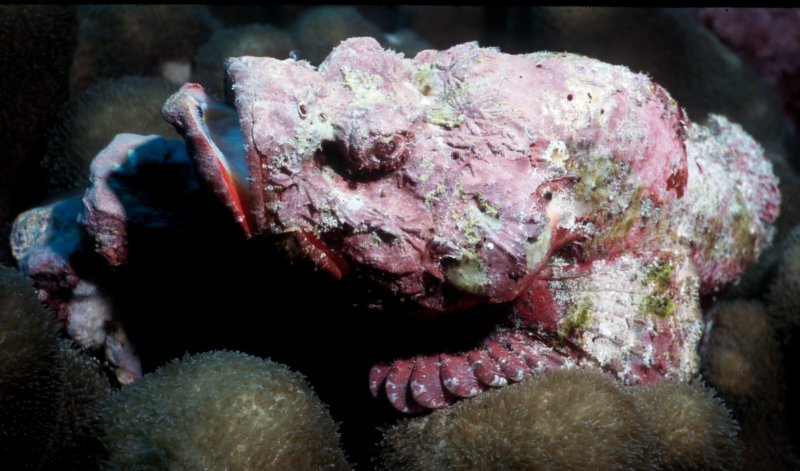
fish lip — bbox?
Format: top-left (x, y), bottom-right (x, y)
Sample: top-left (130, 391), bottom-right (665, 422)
top-left (293, 229), bottom-right (350, 280)
top-left (162, 83), bottom-right (254, 237)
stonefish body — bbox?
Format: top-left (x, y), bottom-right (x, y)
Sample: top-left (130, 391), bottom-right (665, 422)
top-left (162, 38), bottom-right (779, 413)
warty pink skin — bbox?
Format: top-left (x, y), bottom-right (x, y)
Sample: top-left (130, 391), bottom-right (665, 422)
top-left (162, 38), bottom-right (780, 413)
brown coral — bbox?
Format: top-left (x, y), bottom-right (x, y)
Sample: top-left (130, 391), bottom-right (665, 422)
top-left (97, 351), bottom-right (350, 470)
top-left (0, 264), bottom-right (111, 470)
top-left (381, 368), bottom-right (646, 470)
top-left (0, 264), bottom-right (63, 469)
top-left (632, 381), bottom-right (741, 470)
top-left (192, 24), bottom-right (296, 100)
top-left (382, 367), bottom-right (741, 471)
top-left (0, 6), bottom-right (78, 260)
top-left (70, 5), bottom-right (220, 94)
top-left (702, 301), bottom-right (779, 404)
top-left (766, 225), bottom-right (800, 332)
top-left (290, 6), bottom-right (384, 65)
top-left (701, 300), bottom-right (800, 470)
top-left (43, 76), bottom-right (180, 194)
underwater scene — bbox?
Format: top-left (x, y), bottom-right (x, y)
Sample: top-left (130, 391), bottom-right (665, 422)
top-left (1, 6), bottom-right (800, 470)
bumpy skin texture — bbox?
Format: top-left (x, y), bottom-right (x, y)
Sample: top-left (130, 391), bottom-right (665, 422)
top-left (162, 38), bottom-right (780, 413)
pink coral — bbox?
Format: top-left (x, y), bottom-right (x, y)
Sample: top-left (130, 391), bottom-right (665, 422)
top-left (160, 38), bottom-right (778, 413)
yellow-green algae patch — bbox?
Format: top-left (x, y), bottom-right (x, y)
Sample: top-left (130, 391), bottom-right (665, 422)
top-left (427, 106), bottom-right (465, 129)
top-left (412, 64), bottom-right (437, 96)
top-left (476, 196), bottom-right (500, 218)
top-left (569, 147), bottom-right (629, 207)
top-left (565, 143), bottom-right (646, 254)
top-left (341, 65), bottom-right (388, 105)
top-left (730, 190), bottom-right (756, 259)
top-left (424, 184), bottom-right (446, 207)
top-left (454, 205), bottom-right (502, 249)
top-left (585, 186), bottom-right (643, 254)
top-left (444, 252), bottom-right (490, 295)
top-left (638, 258), bottom-right (677, 319)
top-left (525, 221), bottom-right (552, 270)
top-left (558, 297), bottom-right (593, 340)
top-left (291, 115), bottom-right (335, 159)
top-left (643, 258), bottom-right (674, 291)
top-left (413, 63), bottom-right (467, 128)
top-left (639, 294), bottom-right (677, 319)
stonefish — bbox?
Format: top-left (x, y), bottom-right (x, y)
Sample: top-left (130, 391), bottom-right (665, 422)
top-left (162, 38), bottom-right (779, 413)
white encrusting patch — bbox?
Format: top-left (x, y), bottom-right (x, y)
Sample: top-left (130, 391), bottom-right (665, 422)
top-left (485, 375), bottom-right (507, 387)
top-left (525, 221), bottom-right (552, 270)
top-left (542, 139), bottom-right (569, 166)
top-left (342, 66), bottom-right (390, 106)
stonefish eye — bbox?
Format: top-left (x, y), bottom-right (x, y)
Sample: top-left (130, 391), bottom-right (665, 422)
top-left (373, 137), bottom-right (398, 160)
top-left (349, 133), bottom-right (409, 174)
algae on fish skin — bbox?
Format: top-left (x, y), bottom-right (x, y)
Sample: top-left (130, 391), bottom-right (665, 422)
top-left (639, 294), bottom-right (677, 319)
top-left (427, 106), bottom-right (465, 129)
top-left (566, 143), bottom-right (647, 255)
top-left (476, 195), bottom-right (500, 218)
top-left (731, 190), bottom-right (756, 259)
top-left (582, 185), bottom-right (643, 255)
top-left (643, 259), bottom-right (674, 292)
top-left (444, 251), bottom-right (490, 295)
top-left (558, 297), bottom-right (593, 339)
top-left (639, 258), bottom-right (677, 319)
top-left (569, 147), bottom-right (629, 208)
top-left (412, 64), bottom-right (437, 96)
top-left (415, 63), bottom-right (468, 128)
top-left (424, 184), bottom-right (446, 207)
top-left (525, 222), bottom-right (552, 270)
top-left (454, 202), bottom-right (503, 249)
top-left (341, 65), bottom-right (392, 106)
